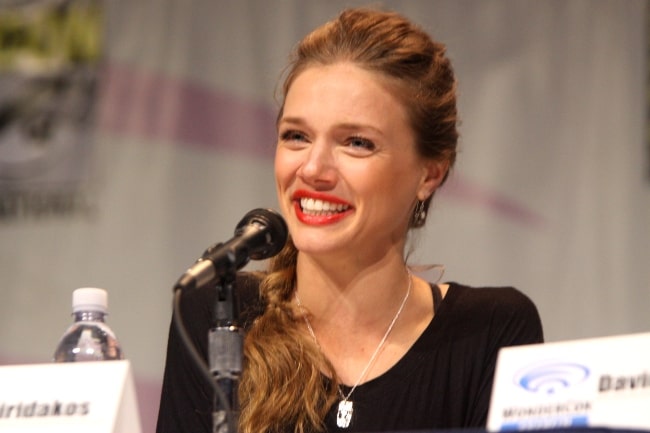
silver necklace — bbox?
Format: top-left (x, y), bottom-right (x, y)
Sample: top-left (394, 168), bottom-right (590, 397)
top-left (295, 272), bottom-right (412, 429)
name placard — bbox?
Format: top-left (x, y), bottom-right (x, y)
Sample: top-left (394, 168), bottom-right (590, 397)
top-left (0, 360), bottom-right (141, 433)
top-left (487, 331), bottom-right (650, 431)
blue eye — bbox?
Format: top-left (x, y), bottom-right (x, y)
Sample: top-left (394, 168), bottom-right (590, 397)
top-left (280, 130), bottom-right (306, 142)
top-left (348, 136), bottom-right (375, 151)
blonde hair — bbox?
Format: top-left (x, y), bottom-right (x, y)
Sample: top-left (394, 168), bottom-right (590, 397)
top-left (239, 7), bottom-right (458, 433)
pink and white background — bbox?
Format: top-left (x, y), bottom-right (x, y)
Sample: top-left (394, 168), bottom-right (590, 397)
top-left (1, 1), bottom-right (648, 432)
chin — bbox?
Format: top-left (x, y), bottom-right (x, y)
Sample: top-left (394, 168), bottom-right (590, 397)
top-left (291, 235), bottom-right (341, 256)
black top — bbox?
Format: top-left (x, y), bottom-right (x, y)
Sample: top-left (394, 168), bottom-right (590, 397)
top-left (156, 273), bottom-right (544, 433)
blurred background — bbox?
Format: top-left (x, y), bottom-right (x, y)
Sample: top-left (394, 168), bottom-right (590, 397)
top-left (1, 1), bottom-right (648, 432)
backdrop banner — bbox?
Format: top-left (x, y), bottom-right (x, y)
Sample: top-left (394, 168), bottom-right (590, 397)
top-left (0, 2), bottom-right (648, 433)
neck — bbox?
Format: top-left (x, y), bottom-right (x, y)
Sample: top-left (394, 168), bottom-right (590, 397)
top-left (295, 252), bottom-right (411, 329)
top-left (295, 258), bottom-right (416, 388)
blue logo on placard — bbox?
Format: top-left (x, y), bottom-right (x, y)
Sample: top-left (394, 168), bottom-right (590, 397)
top-left (515, 362), bottom-right (590, 394)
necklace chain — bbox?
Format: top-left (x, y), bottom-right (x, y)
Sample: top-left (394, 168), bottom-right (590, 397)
top-left (295, 271), bottom-right (412, 409)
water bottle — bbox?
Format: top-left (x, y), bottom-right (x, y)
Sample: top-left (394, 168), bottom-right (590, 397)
top-left (53, 287), bottom-right (124, 362)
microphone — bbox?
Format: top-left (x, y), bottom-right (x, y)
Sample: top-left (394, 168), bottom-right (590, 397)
top-left (174, 208), bottom-right (288, 291)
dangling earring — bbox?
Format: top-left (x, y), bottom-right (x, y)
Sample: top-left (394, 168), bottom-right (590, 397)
top-left (412, 200), bottom-right (426, 227)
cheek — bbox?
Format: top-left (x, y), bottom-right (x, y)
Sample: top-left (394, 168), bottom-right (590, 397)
top-left (274, 148), bottom-right (297, 190)
top-left (366, 162), bottom-right (421, 205)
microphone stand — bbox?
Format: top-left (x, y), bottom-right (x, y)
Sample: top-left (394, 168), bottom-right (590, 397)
top-left (172, 208), bottom-right (287, 433)
top-left (210, 273), bottom-right (243, 433)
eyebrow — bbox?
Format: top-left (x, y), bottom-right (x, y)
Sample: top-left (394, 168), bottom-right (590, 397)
top-left (279, 116), bottom-right (385, 137)
top-left (278, 116), bottom-right (307, 127)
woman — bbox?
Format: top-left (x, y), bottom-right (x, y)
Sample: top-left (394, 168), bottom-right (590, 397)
top-left (157, 7), bottom-right (543, 433)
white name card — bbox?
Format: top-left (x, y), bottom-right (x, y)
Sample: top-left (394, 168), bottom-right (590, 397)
top-left (0, 360), bottom-right (141, 433)
top-left (487, 331), bottom-right (650, 431)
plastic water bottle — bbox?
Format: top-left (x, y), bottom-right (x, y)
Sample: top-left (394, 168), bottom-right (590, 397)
top-left (53, 287), bottom-right (124, 362)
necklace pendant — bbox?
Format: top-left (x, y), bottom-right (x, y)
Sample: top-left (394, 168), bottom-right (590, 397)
top-left (337, 399), bottom-right (353, 428)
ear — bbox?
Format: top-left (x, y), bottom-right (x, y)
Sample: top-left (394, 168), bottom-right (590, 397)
top-left (417, 159), bottom-right (450, 201)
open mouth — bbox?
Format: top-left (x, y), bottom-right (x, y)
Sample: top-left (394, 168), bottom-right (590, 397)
top-left (299, 197), bottom-right (350, 216)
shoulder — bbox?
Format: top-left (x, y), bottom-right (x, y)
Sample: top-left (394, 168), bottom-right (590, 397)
top-left (437, 282), bottom-right (544, 345)
top-left (236, 271), bottom-right (265, 327)
top-left (444, 283), bottom-right (539, 316)
top-left (176, 271), bottom-right (264, 327)
top-left (236, 271), bottom-right (264, 303)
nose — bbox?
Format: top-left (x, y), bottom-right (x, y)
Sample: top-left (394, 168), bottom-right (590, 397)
top-left (297, 142), bottom-right (337, 188)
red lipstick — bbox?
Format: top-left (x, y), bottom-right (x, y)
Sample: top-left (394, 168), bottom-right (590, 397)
top-left (291, 190), bottom-right (353, 225)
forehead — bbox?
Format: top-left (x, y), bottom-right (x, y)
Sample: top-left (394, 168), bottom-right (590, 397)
top-left (283, 62), bottom-right (410, 128)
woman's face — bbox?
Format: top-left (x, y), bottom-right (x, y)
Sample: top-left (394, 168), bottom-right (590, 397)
top-left (275, 62), bottom-right (441, 262)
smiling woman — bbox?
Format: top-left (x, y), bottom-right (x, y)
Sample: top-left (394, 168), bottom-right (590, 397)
top-left (156, 7), bottom-right (543, 433)
top-left (275, 63), bottom-right (438, 258)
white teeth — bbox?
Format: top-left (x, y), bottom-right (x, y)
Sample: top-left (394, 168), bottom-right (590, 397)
top-left (300, 198), bottom-right (349, 215)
